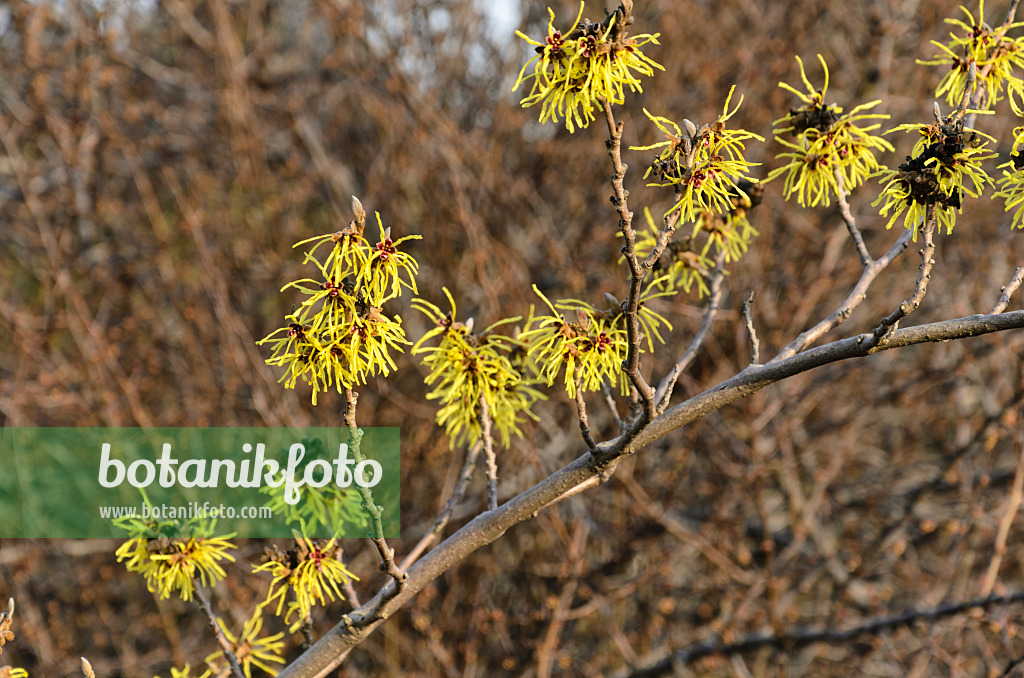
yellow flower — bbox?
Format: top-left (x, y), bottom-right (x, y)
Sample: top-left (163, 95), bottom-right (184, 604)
top-left (116, 537), bottom-right (236, 602)
top-left (766, 55), bottom-right (893, 207)
top-left (206, 613), bottom-right (285, 678)
top-left (254, 538), bottom-right (359, 632)
top-left (918, 0), bottom-right (1024, 109)
top-left (258, 205), bottom-right (419, 403)
top-left (874, 114), bottom-right (996, 238)
top-left (513, 2), bottom-right (663, 132)
top-left (993, 125), bottom-right (1024, 229)
top-left (412, 290), bottom-right (544, 448)
top-left (633, 87), bottom-right (762, 223)
top-left (519, 287), bottom-right (630, 398)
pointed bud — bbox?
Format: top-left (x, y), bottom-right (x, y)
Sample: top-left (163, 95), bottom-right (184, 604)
top-left (464, 317), bottom-right (475, 333)
top-left (575, 308), bottom-right (591, 331)
top-left (82, 658), bottom-right (96, 678)
top-left (351, 196), bottom-right (366, 221)
top-left (604, 293), bottom-right (621, 310)
top-left (682, 119), bottom-right (697, 139)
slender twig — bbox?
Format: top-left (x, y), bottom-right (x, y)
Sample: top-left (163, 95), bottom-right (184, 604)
top-left (574, 377), bottom-right (599, 451)
top-left (342, 388), bottom-right (408, 610)
top-left (981, 443), bottom-right (1024, 596)
top-left (953, 62), bottom-right (976, 123)
top-left (742, 291), bottom-right (760, 366)
top-left (342, 578), bottom-right (362, 609)
top-left (601, 381), bottom-right (625, 432)
top-left (991, 266), bottom-right (1024, 313)
top-left (1007, 0), bottom-right (1022, 26)
top-left (479, 395), bottom-right (498, 511)
top-left (1001, 651), bottom-right (1024, 678)
top-left (771, 229), bottom-right (912, 362)
top-left (619, 590), bottom-right (1024, 678)
top-left (619, 473), bottom-right (756, 586)
top-left (194, 586), bottom-right (245, 678)
top-left (400, 440), bottom-right (484, 570)
top-left (601, 98), bottom-right (657, 422)
top-left (300, 607), bottom-right (314, 649)
top-left (870, 210), bottom-right (937, 343)
top-left (655, 251), bottom-right (727, 410)
top-left (834, 169), bottom-right (872, 267)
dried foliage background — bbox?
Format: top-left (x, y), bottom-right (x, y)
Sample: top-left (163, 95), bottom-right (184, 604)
top-left (1, 0), bottom-right (1024, 676)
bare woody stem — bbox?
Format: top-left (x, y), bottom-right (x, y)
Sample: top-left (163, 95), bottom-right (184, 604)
top-left (834, 168), bottom-right (872, 267)
top-left (1008, 0), bottom-right (1022, 26)
top-left (343, 388), bottom-right (408, 607)
top-left (870, 208), bottom-right (937, 343)
top-left (601, 98), bottom-right (657, 423)
top-left (400, 440), bottom-right (483, 569)
top-left (574, 376), bottom-right (599, 451)
top-left (991, 266), bottom-right (1024, 313)
top-left (742, 291), bottom-right (760, 365)
top-left (655, 251), bottom-right (727, 411)
top-left (770, 229), bottom-right (912, 362)
top-left (194, 586), bottom-right (245, 678)
top-left (479, 394), bottom-right (498, 511)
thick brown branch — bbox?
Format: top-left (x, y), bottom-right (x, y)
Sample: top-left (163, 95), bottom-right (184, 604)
top-left (277, 309), bottom-right (1024, 678)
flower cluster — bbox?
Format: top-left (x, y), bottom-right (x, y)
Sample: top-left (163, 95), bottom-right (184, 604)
top-left (412, 290), bottom-right (544, 448)
top-left (633, 86), bottom-right (763, 223)
top-left (766, 55), bottom-right (893, 207)
top-left (519, 287), bottom-right (634, 398)
top-left (995, 124), bottom-right (1024, 228)
top-left (258, 198), bottom-right (420, 404)
top-left (874, 110), bottom-right (996, 238)
top-left (513, 2), bottom-right (663, 132)
top-left (253, 537), bottom-right (358, 632)
top-left (115, 535), bottom-right (236, 602)
top-left (205, 613), bottom-right (286, 678)
top-left (918, 0), bottom-right (1024, 110)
